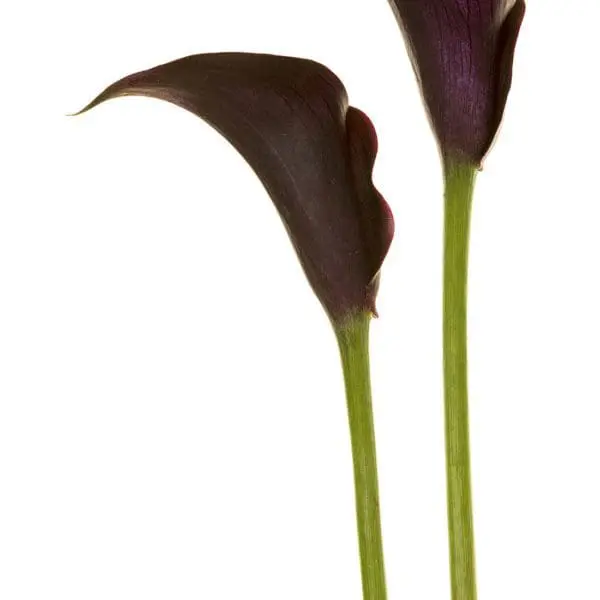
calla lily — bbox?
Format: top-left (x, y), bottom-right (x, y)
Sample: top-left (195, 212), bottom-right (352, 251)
top-left (389, 0), bottom-right (526, 165)
top-left (386, 3), bottom-right (525, 599)
top-left (77, 53), bottom-right (393, 325)
top-left (77, 53), bottom-right (391, 600)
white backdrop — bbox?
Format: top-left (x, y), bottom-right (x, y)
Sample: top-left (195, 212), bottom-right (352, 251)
top-left (1, 1), bottom-right (599, 598)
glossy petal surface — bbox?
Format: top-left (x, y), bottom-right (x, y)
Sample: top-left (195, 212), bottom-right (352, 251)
top-left (389, 0), bottom-right (526, 164)
top-left (78, 53), bottom-right (393, 321)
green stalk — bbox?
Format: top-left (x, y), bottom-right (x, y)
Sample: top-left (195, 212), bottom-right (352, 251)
top-left (443, 160), bottom-right (478, 600)
top-left (335, 312), bottom-right (387, 600)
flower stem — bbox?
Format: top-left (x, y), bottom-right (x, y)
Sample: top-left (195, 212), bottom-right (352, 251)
top-left (334, 312), bottom-right (387, 600)
top-left (443, 160), bottom-right (478, 600)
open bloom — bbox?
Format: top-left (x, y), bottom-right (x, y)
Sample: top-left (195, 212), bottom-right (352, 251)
top-left (78, 53), bottom-right (394, 323)
top-left (388, 0), bottom-right (526, 165)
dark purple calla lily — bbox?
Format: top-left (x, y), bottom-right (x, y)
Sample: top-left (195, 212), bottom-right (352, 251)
top-left (77, 53), bottom-right (393, 323)
top-left (388, 0), bottom-right (526, 165)
top-left (387, 3), bottom-right (526, 597)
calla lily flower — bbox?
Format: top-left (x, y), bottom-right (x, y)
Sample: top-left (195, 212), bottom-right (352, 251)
top-left (77, 53), bottom-right (394, 324)
top-left (386, 3), bottom-right (526, 599)
top-left (77, 53), bottom-right (392, 599)
top-left (388, 0), bottom-right (526, 165)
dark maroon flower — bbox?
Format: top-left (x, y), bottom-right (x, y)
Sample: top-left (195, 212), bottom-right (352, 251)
top-left (388, 0), bottom-right (526, 165)
top-left (77, 53), bottom-right (394, 323)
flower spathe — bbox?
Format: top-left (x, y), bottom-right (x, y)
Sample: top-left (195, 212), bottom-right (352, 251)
top-left (388, 0), bottom-right (526, 165)
top-left (78, 53), bottom-right (394, 323)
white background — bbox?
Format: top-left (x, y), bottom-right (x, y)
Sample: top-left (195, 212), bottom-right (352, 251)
top-left (1, 1), bottom-right (599, 598)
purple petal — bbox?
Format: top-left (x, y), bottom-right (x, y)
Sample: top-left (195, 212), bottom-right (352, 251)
top-left (346, 107), bottom-right (394, 315)
top-left (77, 53), bottom-right (393, 322)
top-left (389, 0), bottom-right (526, 164)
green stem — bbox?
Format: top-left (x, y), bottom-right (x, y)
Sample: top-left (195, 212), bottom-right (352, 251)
top-left (335, 312), bottom-right (387, 600)
top-left (443, 160), bottom-right (478, 600)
